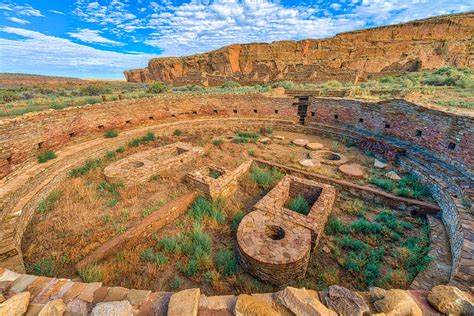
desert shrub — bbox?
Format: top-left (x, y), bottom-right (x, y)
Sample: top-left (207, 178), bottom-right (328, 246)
top-left (176, 224), bottom-right (213, 276)
top-left (140, 248), bottom-right (167, 267)
top-left (247, 148), bottom-right (256, 157)
top-left (221, 81), bottom-right (241, 89)
top-left (38, 190), bottom-right (62, 213)
top-left (216, 249), bottom-right (238, 276)
top-left (249, 166), bottom-right (283, 190)
top-left (336, 235), bottom-right (369, 251)
top-left (37, 150), bottom-right (57, 163)
top-left (233, 137), bottom-right (250, 144)
top-left (350, 218), bottom-right (383, 234)
top-left (173, 129), bottom-right (183, 136)
top-left (189, 196), bottom-right (226, 224)
top-left (259, 127), bottom-right (273, 135)
top-left (147, 81), bottom-right (167, 94)
top-left (375, 211), bottom-right (413, 234)
top-left (397, 174), bottom-right (430, 199)
top-left (271, 81), bottom-right (295, 90)
top-left (212, 138), bottom-right (224, 146)
top-left (80, 84), bottom-right (110, 96)
top-left (32, 258), bottom-right (55, 277)
top-left (128, 138), bottom-right (142, 147)
top-left (170, 276), bottom-right (181, 289)
top-left (78, 264), bottom-right (103, 282)
top-left (0, 89), bottom-right (20, 103)
top-left (322, 80), bottom-right (342, 90)
top-left (325, 216), bottom-right (347, 235)
top-left (116, 146), bottom-right (125, 153)
top-left (398, 235), bottom-right (432, 278)
top-left (285, 195), bottom-right (311, 215)
top-left (104, 130), bottom-right (118, 138)
top-left (141, 131), bottom-right (156, 142)
top-left (158, 237), bottom-right (180, 253)
top-left (342, 199), bottom-right (368, 215)
top-left (231, 211), bottom-right (245, 231)
top-left (369, 177), bottom-right (394, 192)
top-left (69, 158), bottom-right (102, 177)
top-left (237, 131), bottom-right (260, 139)
top-left (105, 151), bottom-right (116, 160)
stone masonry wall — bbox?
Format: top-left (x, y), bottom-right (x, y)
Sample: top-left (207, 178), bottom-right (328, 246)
top-left (0, 93), bottom-right (296, 179)
top-left (306, 98), bottom-right (473, 175)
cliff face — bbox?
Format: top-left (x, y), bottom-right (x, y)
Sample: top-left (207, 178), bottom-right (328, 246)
top-left (125, 12), bottom-right (474, 85)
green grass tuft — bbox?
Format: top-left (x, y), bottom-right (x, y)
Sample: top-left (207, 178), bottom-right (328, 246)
top-left (285, 195), bottom-right (311, 215)
top-left (37, 150), bottom-right (57, 163)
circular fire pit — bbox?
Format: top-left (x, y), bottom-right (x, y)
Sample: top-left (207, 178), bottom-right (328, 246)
top-left (309, 150), bottom-right (348, 166)
top-left (236, 211), bottom-right (311, 285)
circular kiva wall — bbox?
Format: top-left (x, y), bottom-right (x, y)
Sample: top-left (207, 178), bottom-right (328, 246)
top-left (0, 93), bottom-right (472, 290)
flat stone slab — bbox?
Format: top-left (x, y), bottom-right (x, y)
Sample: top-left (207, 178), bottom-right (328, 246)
top-left (374, 158), bottom-right (388, 169)
top-left (299, 159), bottom-right (321, 169)
top-left (292, 139), bottom-right (309, 147)
top-left (306, 142), bottom-right (324, 150)
top-left (258, 137), bottom-right (271, 144)
top-left (339, 163), bottom-right (365, 178)
top-left (273, 135), bottom-right (285, 141)
top-left (385, 171), bottom-right (401, 180)
top-left (168, 288), bottom-right (200, 316)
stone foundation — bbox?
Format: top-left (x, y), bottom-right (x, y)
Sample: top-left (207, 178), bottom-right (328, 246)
top-left (104, 142), bottom-right (204, 185)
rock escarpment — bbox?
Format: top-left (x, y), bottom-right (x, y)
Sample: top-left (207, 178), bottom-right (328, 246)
top-left (125, 12), bottom-right (474, 85)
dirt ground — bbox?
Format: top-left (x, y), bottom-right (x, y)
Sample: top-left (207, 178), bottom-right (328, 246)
top-left (22, 128), bottom-right (431, 294)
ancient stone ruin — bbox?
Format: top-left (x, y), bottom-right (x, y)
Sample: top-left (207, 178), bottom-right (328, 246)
top-left (0, 89), bottom-right (472, 315)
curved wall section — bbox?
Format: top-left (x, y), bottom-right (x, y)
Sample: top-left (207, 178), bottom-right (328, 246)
top-left (0, 93), bottom-right (472, 289)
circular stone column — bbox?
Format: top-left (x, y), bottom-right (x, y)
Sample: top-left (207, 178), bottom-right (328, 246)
top-left (236, 211), bottom-right (312, 285)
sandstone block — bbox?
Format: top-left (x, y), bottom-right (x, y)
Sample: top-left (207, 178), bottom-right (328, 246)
top-left (371, 287), bottom-right (422, 316)
top-left (306, 143), bottom-right (324, 150)
top-left (91, 301), bottom-right (133, 316)
top-left (339, 164), bottom-right (365, 178)
top-left (292, 139), bottom-right (309, 147)
top-left (325, 285), bottom-right (369, 316)
top-left (0, 291), bottom-right (30, 316)
top-left (168, 288), bottom-right (200, 316)
top-left (234, 294), bottom-right (279, 316)
top-left (38, 299), bottom-right (66, 316)
top-left (374, 159), bottom-right (388, 169)
top-left (299, 158), bottom-right (321, 168)
top-left (276, 287), bottom-right (337, 316)
top-left (427, 285), bottom-right (474, 315)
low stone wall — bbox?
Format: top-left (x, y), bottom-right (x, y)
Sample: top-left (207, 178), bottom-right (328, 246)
top-left (1, 268), bottom-right (473, 315)
top-left (186, 160), bottom-right (252, 201)
top-left (104, 142), bottom-right (204, 185)
top-left (75, 192), bottom-right (197, 270)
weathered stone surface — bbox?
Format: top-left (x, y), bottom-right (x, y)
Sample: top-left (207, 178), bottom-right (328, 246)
top-left (125, 13), bottom-right (473, 86)
top-left (234, 294), bottom-right (279, 316)
top-left (127, 289), bottom-right (151, 306)
top-left (168, 288), bottom-right (200, 316)
top-left (137, 292), bottom-right (171, 316)
top-left (374, 159), bottom-right (388, 169)
top-left (299, 158), bottom-right (321, 168)
top-left (259, 137), bottom-right (271, 144)
top-left (273, 135), bottom-right (285, 141)
top-left (0, 291), bottom-right (30, 316)
top-left (66, 298), bottom-right (90, 315)
top-left (292, 139), bottom-right (309, 147)
top-left (427, 285), bottom-right (474, 315)
top-left (385, 171), bottom-right (401, 180)
top-left (276, 287), bottom-right (337, 316)
top-left (325, 285), bottom-right (369, 316)
top-left (338, 164), bottom-right (365, 178)
top-left (371, 287), bottom-right (422, 316)
top-left (91, 301), bottom-right (133, 316)
top-left (0, 269), bottom-right (21, 282)
top-left (9, 275), bottom-right (38, 294)
top-left (38, 299), bottom-right (66, 316)
top-left (199, 295), bottom-right (236, 316)
top-left (306, 143), bottom-right (324, 150)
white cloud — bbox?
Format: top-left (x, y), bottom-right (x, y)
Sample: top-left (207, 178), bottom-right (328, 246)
top-left (330, 3), bottom-right (342, 10)
top-left (0, 27), bottom-right (154, 78)
top-left (69, 29), bottom-right (124, 46)
top-left (0, 2), bottom-right (44, 17)
top-left (6, 17), bottom-right (30, 24)
top-left (48, 10), bottom-right (65, 15)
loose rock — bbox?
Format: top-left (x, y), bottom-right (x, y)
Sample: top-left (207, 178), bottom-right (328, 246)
top-left (91, 301), bottom-right (133, 316)
top-left (234, 294), bottom-right (279, 316)
top-left (292, 139), bottom-right (309, 147)
top-left (0, 291), bottom-right (30, 316)
top-left (168, 288), bottom-right (200, 316)
top-left (299, 158), bottom-right (322, 169)
top-left (38, 299), bottom-right (66, 316)
top-left (427, 285), bottom-right (474, 315)
top-left (325, 285), bottom-right (369, 316)
top-left (306, 142), bottom-right (324, 150)
top-left (374, 159), bottom-right (388, 169)
top-left (371, 287), bottom-right (422, 316)
top-left (258, 137), bottom-right (271, 144)
top-left (273, 135), bottom-right (285, 141)
top-left (276, 286), bottom-right (337, 316)
top-left (385, 171), bottom-right (401, 180)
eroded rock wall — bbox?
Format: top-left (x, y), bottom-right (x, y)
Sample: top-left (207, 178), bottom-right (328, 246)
top-left (124, 12), bottom-right (474, 85)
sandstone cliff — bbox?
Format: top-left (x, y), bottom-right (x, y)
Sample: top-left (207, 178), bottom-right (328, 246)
top-left (125, 12), bottom-right (474, 85)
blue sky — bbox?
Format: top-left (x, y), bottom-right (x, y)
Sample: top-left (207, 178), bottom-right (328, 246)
top-left (0, 0), bottom-right (472, 79)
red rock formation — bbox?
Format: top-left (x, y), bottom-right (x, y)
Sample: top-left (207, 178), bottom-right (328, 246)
top-left (124, 12), bottom-right (474, 85)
